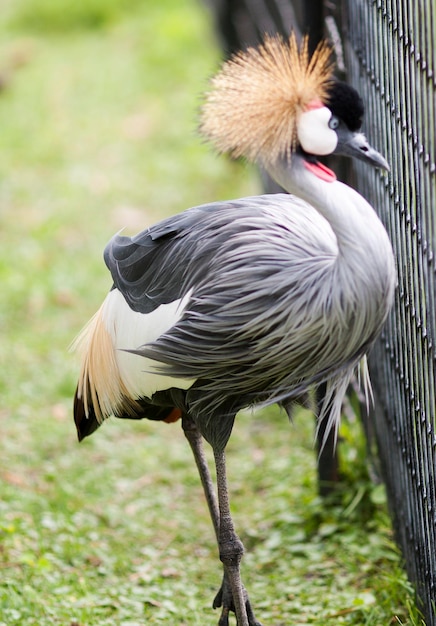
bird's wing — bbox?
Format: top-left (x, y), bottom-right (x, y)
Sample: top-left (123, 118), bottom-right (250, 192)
top-left (100, 194), bottom-right (345, 450)
top-left (104, 193), bottom-right (315, 311)
top-left (104, 197), bottom-right (251, 314)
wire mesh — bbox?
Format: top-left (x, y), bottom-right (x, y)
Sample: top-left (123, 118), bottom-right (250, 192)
top-left (342, 1), bottom-right (436, 622)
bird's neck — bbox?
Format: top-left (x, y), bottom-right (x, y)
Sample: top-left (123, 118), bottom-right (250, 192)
top-left (268, 155), bottom-right (396, 377)
top-left (267, 156), bottom-right (388, 258)
top-left (268, 155), bottom-right (396, 333)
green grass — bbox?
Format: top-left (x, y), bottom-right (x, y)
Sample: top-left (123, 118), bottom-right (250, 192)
top-left (0, 1), bottom-right (425, 624)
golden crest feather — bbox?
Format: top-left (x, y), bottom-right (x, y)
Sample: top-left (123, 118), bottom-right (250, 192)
top-left (200, 34), bottom-right (334, 165)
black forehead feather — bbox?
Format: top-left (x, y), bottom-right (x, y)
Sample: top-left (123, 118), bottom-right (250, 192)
top-left (325, 81), bottom-right (364, 131)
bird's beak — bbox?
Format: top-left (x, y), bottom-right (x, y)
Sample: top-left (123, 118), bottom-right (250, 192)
top-left (334, 129), bottom-right (390, 171)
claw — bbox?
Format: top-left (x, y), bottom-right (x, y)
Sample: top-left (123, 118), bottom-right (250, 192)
top-left (213, 585), bottom-right (223, 609)
top-left (246, 602), bottom-right (264, 626)
top-left (218, 607), bottom-right (230, 626)
top-left (213, 573), bottom-right (263, 626)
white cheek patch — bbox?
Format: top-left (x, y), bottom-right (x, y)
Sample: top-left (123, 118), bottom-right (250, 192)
top-left (297, 106), bottom-right (338, 155)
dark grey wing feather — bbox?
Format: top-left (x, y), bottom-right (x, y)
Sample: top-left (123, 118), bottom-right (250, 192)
top-left (104, 232), bottom-right (186, 314)
top-left (104, 196), bottom-right (284, 314)
top-left (104, 203), bottom-right (217, 313)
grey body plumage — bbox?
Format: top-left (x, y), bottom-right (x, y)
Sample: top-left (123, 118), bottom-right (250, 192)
top-left (105, 191), bottom-right (393, 452)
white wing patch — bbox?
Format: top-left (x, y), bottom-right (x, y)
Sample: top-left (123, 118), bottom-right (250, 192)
top-left (102, 288), bottom-right (195, 399)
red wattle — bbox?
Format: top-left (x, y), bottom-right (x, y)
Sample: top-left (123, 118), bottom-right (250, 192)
top-left (303, 160), bottom-right (337, 183)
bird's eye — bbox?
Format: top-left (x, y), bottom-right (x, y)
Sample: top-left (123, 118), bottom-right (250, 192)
top-left (328, 116), bottom-right (340, 130)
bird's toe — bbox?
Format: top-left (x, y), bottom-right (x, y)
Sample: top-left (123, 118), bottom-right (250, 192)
top-left (213, 574), bottom-right (263, 626)
top-left (217, 606), bottom-right (230, 626)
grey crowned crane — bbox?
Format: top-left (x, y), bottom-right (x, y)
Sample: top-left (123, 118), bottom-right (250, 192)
top-left (74, 36), bottom-right (396, 626)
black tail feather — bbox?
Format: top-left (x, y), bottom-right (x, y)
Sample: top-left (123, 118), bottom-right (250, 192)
top-left (73, 386), bottom-right (101, 441)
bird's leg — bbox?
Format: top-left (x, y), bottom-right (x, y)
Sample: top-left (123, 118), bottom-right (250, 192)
top-left (181, 413), bottom-right (220, 540)
top-left (181, 415), bottom-right (232, 621)
top-left (182, 415), bottom-right (261, 626)
top-left (213, 448), bottom-right (263, 626)
top-left (180, 417), bottom-right (232, 621)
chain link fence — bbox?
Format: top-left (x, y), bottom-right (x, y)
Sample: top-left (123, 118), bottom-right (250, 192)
top-left (342, 1), bottom-right (436, 623)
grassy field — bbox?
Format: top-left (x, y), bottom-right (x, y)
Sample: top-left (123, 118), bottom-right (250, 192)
top-left (0, 1), bottom-right (425, 624)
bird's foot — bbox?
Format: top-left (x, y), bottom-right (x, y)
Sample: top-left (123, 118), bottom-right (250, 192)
top-left (213, 574), bottom-right (263, 626)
